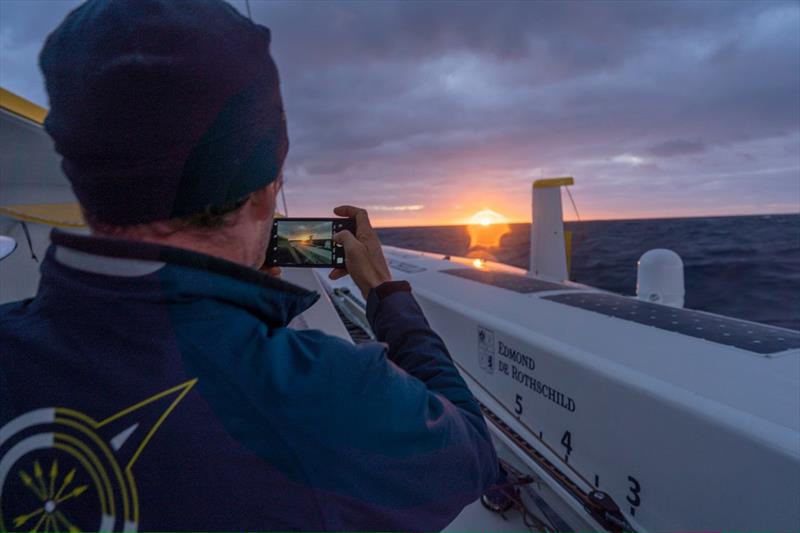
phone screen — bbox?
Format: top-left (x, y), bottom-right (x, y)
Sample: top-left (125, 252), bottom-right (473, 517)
top-left (265, 217), bottom-right (354, 268)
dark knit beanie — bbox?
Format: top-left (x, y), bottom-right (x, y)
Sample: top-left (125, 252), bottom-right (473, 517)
top-left (39, 0), bottom-right (288, 225)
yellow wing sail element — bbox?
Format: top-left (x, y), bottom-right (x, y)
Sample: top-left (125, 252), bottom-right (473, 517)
top-left (530, 176), bottom-right (576, 281)
top-left (533, 176), bottom-right (574, 189)
top-left (0, 86), bottom-right (47, 124)
top-left (0, 203), bottom-right (86, 228)
top-left (0, 87), bottom-right (86, 228)
top-left (564, 229), bottom-right (573, 276)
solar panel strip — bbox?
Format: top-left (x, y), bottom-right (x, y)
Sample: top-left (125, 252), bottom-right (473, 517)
top-left (543, 292), bottom-right (800, 355)
top-left (440, 268), bottom-right (573, 293)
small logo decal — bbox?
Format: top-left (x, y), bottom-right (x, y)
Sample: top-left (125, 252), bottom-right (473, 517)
top-left (477, 326), bottom-right (495, 374)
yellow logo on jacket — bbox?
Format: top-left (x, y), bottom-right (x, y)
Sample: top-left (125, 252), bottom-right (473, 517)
top-left (0, 379), bottom-right (197, 532)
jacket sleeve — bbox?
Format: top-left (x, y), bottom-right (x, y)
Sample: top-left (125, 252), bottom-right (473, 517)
top-left (366, 284), bottom-right (488, 424)
top-left (273, 286), bottom-right (499, 531)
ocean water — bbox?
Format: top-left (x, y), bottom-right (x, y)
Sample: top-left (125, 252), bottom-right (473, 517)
top-left (377, 214), bottom-right (800, 331)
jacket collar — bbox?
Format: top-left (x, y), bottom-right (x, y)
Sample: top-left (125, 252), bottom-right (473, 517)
top-left (45, 229), bottom-right (320, 327)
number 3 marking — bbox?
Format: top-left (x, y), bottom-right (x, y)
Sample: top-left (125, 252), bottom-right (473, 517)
top-left (626, 475), bottom-right (641, 515)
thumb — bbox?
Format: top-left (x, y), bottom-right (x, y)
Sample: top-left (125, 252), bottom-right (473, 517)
top-left (333, 230), bottom-right (358, 246)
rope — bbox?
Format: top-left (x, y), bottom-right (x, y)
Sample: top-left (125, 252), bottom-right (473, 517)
top-left (245, 0), bottom-right (252, 19)
top-left (481, 459), bottom-right (555, 532)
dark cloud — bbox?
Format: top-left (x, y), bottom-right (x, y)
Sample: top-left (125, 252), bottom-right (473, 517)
top-left (1, 0), bottom-right (798, 224)
top-left (647, 140), bottom-right (707, 158)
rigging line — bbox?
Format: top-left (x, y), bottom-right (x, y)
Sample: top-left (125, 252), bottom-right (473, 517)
top-left (20, 221), bottom-right (38, 263)
top-left (280, 186), bottom-right (289, 216)
top-left (243, 0), bottom-right (290, 217)
top-left (565, 186), bottom-right (581, 223)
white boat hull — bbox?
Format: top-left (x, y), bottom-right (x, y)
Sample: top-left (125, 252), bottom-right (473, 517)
top-left (324, 246), bottom-right (800, 532)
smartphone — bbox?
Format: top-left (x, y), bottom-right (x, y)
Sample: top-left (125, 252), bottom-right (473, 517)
top-left (264, 217), bottom-right (355, 268)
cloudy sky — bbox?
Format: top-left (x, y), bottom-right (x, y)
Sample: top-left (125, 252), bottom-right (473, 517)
top-left (1, 0), bottom-right (798, 226)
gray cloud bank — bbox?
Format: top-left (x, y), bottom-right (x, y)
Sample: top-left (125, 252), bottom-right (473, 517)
top-left (1, 0), bottom-right (798, 223)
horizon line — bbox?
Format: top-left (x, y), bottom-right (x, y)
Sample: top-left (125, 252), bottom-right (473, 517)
top-left (373, 210), bottom-right (799, 229)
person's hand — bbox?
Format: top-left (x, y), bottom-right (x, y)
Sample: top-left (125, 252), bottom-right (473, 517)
top-left (259, 265), bottom-right (282, 278)
top-left (329, 205), bottom-right (391, 298)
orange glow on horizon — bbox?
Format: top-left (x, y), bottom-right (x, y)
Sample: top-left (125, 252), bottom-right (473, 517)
top-left (466, 209), bottom-right (511, 259)
top-left (318, 185), bottom-right (792, 228)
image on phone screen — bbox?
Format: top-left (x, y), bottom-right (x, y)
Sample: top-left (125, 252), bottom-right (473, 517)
top-left (266, 218), bottom-right (353, 267)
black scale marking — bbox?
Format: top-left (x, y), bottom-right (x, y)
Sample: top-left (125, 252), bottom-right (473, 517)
top-left (543, 292), bottom-right (800, 355)
top-left (440, 268), bottom-right (574, 293)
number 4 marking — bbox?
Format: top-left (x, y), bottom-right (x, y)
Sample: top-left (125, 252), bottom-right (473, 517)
top-left (561, 430), bottom-right (572, 459)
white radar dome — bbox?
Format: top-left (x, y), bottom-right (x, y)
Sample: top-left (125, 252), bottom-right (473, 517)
top-left (637, 248), bottom-right (685, 308)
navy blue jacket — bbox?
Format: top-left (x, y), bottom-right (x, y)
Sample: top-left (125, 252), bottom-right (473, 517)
top-left (0, 230), bottom-right (498, 531)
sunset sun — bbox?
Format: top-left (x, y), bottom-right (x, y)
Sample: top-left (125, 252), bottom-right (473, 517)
top-left (468, 209), bottom-right (507, 227)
